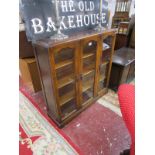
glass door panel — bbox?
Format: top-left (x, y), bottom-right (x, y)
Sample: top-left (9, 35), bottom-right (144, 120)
top-left (102, 36), bottom-right (112, 63)
top-left (98, 36), bottom-right (113, 92)
top-left (53, 47), bottom-right (77, 118)
top-left (82, 70), bottom-right (95, 103)
top-left (98, 62), bottom-right (109, 91)
top-left (81, 40), bottom-right (97, 104)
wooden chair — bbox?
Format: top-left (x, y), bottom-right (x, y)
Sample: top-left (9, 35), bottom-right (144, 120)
top-left (118, 84), bottom-right (135, 155)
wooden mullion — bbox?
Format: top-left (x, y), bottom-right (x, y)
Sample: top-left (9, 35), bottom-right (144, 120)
top-left (94, 36), bottom-right (101, 97)
top-left (81, 35), bottom-right (98, 98)
top-left (78, 39), bottom-right (83, 107)
top-left (105, 34), bottom-right (116, 88)
top-left (74, 41), bottom-right (81, 109)
top-left (49, 48), bottom-right (62, 118)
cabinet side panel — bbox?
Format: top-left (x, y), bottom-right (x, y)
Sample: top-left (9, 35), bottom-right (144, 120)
top-left (28, 62), bottom-right (42, 92)
top-left (19, 31), bottom-right (34, 58)
top-left (34, 45), bottom-right (59, 121)
top-left (19, 59), bottom-right (31, 83)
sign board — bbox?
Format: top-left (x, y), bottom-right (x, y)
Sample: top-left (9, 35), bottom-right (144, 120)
top-left (20, 0), bottom-right (109, 41)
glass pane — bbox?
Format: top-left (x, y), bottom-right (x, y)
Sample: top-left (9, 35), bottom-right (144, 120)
top-left (54, 48), bottom-right (74, 64)
top-left (98, 63), bottom-right (109, 91)
top-left (82, 71), bottom-right (95, 103)
top-left (61, 99), bottom-right (77, 118)
top-left (98, 80), bottom-right (106, 92)
top-left (98, 36), bottom-right (113, 92)
top-left (82, 40), bottom-right (96, 104)
top-left (58, 83), bottom-right (76, 118)
top-left (102, 36), bottom-right (112, 63)
top-left (58, 83), bottom-right (75, 105)
top-left (54, 47), bottom-right (77, 117)
top-left (56, 65), bottom-right (74, 82)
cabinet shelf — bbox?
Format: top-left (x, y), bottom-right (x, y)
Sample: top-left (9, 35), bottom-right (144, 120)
top-left (59, 90), bottom-right (75, 106)
top-left (83, 68), bottom-right (94, 76)
top-left (62, 109), bottom-right (77, 120)
top-left (83, 64), bottom-right (95, 76)
top-left (83, 81), bottom-right (93, 92)
top-left (55, 59), bottom-right (73, 69)
top-left (57, 74), bottom-right (74, 89)
top-left (83, 53), bottom-right (94, 59)
top-left (101, 61), bottom-right (109, 66)
top-left (99, 75), bottom-right (106, 82)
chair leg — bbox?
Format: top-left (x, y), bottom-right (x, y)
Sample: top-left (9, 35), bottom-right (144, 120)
top-left (120, 149), bottom-right (130, 155)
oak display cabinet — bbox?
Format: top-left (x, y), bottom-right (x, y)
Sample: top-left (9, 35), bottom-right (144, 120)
top-left (33, 29), bottom-right (116, 127)
top-left (19, 31), bottom-right (35, 58)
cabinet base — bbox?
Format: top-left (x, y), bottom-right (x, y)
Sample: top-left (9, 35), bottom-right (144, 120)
top-left (47, 88), bottom-right (108, 128)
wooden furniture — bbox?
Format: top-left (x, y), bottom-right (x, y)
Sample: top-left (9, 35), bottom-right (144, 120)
top-left (118, 21), bottom-right (129, 34)
top-left (115, 15), bottom-right (135, 50)
top-left (109, 47), bottom-right (135, 90)
top-left (19, 58), bottom-right (42, 92)
top-left (33, 29), bottom-right (116, 127)
top-left (114, 21), bottom-right (129, 50)
top-left (115, 22), bottom-right (129, 50)
top-left (111, 15), bottom-right (135, 90)
top-left (112, 0), bottom-right (131, 28)
top-left (114, 22), bottom-right (129, 50)
top-left (115, 33), bottom-right (128, 50)
top-left (19, 31), bottom-right (35, 58)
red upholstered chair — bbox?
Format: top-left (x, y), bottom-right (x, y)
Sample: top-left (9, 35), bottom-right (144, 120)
top-left (118, 84), bottom-right (135, 155)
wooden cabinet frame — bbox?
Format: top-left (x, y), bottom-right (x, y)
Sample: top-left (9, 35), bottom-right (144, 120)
top-left (79, 35), bottom-right (99, 106)
top-left (33, 29), bottom-right (116, 127)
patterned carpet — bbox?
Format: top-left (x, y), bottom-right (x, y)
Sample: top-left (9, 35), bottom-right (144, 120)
top-left (102, 89), bottom-right (120, 106)
top-left (19, 92), bottom-right (81, 155)
top-left (101, 80), bottom-right (135, 107)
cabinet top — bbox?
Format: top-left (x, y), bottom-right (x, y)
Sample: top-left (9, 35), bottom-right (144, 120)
top-left (113, 47), bottom-right (135, 66)
top-left (33, 29), bottom-right (116, 48)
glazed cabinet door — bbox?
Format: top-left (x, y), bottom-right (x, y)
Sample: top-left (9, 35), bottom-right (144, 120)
top-left (97, 34), bottom-right (116, 95)
top-left (49, 42), bottom-right (79, 120)
top-left (79, 36), bottom-right (99, 105)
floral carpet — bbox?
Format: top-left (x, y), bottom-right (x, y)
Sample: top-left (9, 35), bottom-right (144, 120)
top-left (102, 80), bottom-right (135, 107)
top-left (19, 92), bottom-right (81, 155)
top-left (102, 89), bottom-right (120, 106)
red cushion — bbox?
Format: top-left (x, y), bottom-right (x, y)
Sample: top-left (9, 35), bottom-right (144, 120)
top-left (118, 84), bottom-right (135, 155)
